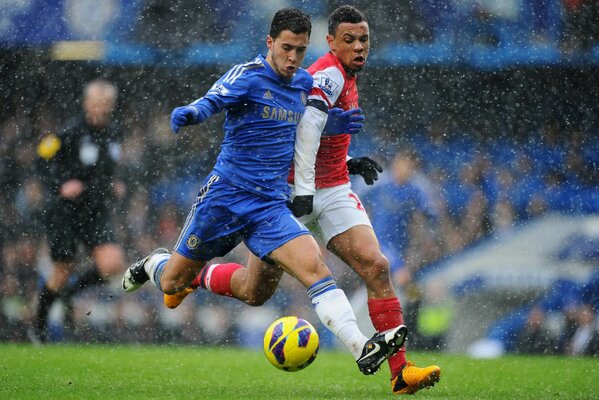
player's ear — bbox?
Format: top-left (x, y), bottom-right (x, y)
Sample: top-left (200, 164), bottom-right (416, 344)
top-left (266, 35), bottom-right (274, 51)
top-left (326, 34), bottom-right (334, 50)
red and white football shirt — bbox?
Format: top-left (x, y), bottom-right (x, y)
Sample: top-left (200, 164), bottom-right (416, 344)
top-left (289, 51), bottom-right (359, 190)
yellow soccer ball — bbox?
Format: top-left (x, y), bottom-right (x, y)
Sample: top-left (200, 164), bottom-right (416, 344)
top-left (263, 316), bottom-right (319, 372)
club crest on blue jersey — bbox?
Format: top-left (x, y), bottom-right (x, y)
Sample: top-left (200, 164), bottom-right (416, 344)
top-left (318, 77), bottom-right (338, 96)
top-left (300, 91), bottom-right (307, 105)
top-left (186, 234), bottom-right (200, 249)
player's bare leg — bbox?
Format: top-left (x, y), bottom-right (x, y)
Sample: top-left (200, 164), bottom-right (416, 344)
top-left (122, 248), bottom-right (206, 295)
top-left (327, 225), bottom-right (396, 300)
top-left (164, 233), bottom-right (405, 374)
top-left (328, 225), bottom-right (441, 392)
top-left (267, 234), bottom-right (329, 287)
top-left (229, 254), bottom-right (284, 306)
top-left (159, 252), bottom-right (206, 294)
top-left (268, 234), bottom-right (407, 375)
top-left (164, 252), bottom-right (283, 308)
top-left (166, 236), bottom-right (331, 308)
top-left (168, 234), bottom-right (332, 308)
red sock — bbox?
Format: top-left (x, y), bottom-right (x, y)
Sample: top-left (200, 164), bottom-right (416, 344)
top-left (198, 263), bottom-right (243, 297)
top-left (368, 297), bottom-right (407, 377)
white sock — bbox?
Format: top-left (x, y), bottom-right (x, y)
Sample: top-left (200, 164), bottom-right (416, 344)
top-left (144, 254), bottom-right (170, 290)
top-left (312, 288), bottom-right (368, 359)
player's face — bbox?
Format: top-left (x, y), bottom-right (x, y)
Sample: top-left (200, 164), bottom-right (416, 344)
top-left (266, 30), bottom-right (309, 80)
top-left (327, 22), bottom-right (370, 73)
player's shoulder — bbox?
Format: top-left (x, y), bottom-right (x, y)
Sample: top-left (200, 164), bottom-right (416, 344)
top-left (309, 54), bottom-right (345, 87)
top-left (219, 57), bottom-right (265, 88)
top-left (228, 57), bottom-right (265, 76)
top-left (310, 66), bottom-right (344, 99)
top-left (308, 52), bottom-right (343, 74)
top-left (242, 56), bottom-right (265, 69)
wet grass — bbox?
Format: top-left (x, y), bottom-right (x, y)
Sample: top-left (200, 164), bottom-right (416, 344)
top-left (0, 344), bottom-right (597, 399)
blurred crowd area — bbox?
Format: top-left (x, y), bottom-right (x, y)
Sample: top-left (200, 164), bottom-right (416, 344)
top-left (130, 0), bottom-right (599, 54)
top-left (1, 1), bottom-right (599, 354)
top-left (485, 270), bottom-right (599, 356)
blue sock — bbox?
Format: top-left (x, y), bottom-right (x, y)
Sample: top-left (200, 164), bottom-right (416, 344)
top-left (307, 276), bottom-right (337, 305)
top-left (152, 258), bottom-right (168, 292)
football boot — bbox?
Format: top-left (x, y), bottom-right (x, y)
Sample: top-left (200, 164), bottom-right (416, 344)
top-left (392, 362), bottom-right (441, 395)
top-left (122, 248), bottom-right (170, 292)
top-left (164, 287), bottom-right (196, 309)
top-left (357, 325), bottom-right (408, 375)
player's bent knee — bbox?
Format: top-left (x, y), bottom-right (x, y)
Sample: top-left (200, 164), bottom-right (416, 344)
top-left (360, 254), bottom-right (391, 283)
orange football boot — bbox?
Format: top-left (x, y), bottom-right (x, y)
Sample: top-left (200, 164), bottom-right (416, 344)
top-left (164, 287), bottom-right (195, 309)
top-left (392, 362), bottom-right (441, 395)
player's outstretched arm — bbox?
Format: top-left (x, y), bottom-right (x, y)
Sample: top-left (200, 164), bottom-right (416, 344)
top-left (170, 63), bottom-right (250, 134)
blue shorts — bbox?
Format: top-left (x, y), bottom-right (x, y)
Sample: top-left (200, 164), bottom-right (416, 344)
top-left (174, 174), bottom-right (310, 261)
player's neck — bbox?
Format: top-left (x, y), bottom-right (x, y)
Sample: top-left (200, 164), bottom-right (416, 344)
top-left (264, 53), bottom-right (293, 82)
top-left (329, 51), bottom-right (358, 77)
top-left (345, 68), bottom-right (358, 77)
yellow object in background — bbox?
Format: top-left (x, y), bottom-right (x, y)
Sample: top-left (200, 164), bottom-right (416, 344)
top-left (37, 133), bottom-right (61, 160)
top-left (417, 303), bottom-right (454, 337)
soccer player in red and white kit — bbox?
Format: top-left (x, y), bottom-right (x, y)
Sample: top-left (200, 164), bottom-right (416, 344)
top-left (165, 5), bottom-right (440, 394)
top-left (289, 6), bottom-right (440, 395)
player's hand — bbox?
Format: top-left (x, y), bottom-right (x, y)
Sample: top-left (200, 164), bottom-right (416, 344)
top-left (170, 105), bottom-right (199, 134)
top-left (323, 108), bottom-right (364, 136)
top-left (347, 157), bottom-right (383, 185)
top-left (287, 195), bottom-right (313, 218)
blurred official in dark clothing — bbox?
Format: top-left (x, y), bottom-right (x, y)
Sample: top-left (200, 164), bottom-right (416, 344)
top-left (32, 79), bottom-right (126, 342)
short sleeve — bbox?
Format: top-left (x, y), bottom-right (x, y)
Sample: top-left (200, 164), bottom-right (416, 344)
top-left (308, 66), bottom-right (345, 108)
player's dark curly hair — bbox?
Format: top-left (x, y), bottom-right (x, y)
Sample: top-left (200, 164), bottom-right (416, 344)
top-left (328, 5), bottom-right (368, 35)
top-left (269, 8), bottom-right (312, 39)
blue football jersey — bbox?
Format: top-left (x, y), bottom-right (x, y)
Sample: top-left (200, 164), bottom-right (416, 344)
top-left (190, 54), bottom-right (312, 200)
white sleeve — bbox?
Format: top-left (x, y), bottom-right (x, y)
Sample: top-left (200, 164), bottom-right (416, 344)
top-left (310, 66), bottom-right (344, 107)
top-left (294, 105), bottom-right (328, 196)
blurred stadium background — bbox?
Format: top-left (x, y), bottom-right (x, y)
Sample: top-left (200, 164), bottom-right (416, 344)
top-left (1, 0), bottom-right (598, 357)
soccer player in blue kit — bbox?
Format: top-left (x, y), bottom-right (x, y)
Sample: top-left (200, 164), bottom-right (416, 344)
top-left (122, 8), bottom-right (406, 375)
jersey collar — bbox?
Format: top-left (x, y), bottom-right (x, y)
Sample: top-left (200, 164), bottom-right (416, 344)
top-left (326, 51), bottom-right (357, 80)
top-left (259, 54), bottom-right (293, 84)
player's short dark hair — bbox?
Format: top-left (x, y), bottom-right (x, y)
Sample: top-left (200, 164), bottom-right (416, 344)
top-left (269, 8), bottom-right (311, 39)
top-left (328, 5), bottom-right (367, 36)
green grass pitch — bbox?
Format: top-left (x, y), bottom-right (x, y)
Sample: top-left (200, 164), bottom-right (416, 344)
top-left (1, 344), bottom-right (598, 399)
